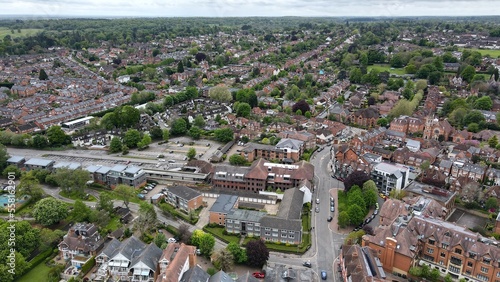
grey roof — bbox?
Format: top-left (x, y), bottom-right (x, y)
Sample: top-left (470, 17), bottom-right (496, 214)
top-left (210, 194), bottom-right (239, 214)
top-left (276, 188), bottom-right (304, 220)
top-left (260, 216), bottom-right (302, 232)
top-left (213, 165), bottom-right (251, 182)
top-left (25, 158), bottom-right (54, 166)
top-left (404, 181), bottom-right (455, 205)
top-left (180, 265), bottom-right (210, 282)
top-left (7, 156), bottom-right (25, 163)
top-left (85, 165), bottom-right (101, 173)
top-left (275, 138), bottom-right (303, 150)
top-left (385, 129), bottom-right (405, 138)
top-left (100, 238), bottom-right (122, 258)
top-left (242, 142), bottom-right (275, 153)
top-left (439, 159), bottom-right (453, 169)
top-left (111, 235), bottom-right (146, 261)
top-left (96, 166), bottom-right (112, 174)
top-left (53, 162), bottom-right (82, 170)
top-left (167, 185), bottom-right (202, 201)
top-left (130, 243), bottom-right (162, 271)
top-left (236, 272), bottom-right (260, 282)
top-left (406, 139), bottom-right (420, 148)
top-left (209, 270), bottom-right (234, 282)
top-left (124, 166), bottom-right (142, 174)
top-left (226, 209), bottom-right (267, 223)
top-left (110, 164), bottom-right (127, 172)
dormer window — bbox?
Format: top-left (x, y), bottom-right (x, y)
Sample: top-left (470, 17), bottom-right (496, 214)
top-left (428, 238), bottom-right (435, 245)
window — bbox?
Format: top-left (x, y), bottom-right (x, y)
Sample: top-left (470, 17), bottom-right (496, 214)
top-left (455, 248), bottom-right (462, 255)
top-left (449, 265), bottom-right (460, 273)
top-left (440, 252), bottom-right (446, 258)
top-left (468, 261), bottom-right (473, 267)
top-left (442, 243), bottom-right (449, 249)
top-left (484, 257), bottom-right (492, 264)
top-left (428, 239), bottom-right (435, 245)
top-left (469, 252), bottom-right (477, 259)
top-left (497, 271), bottom-right (500, 278)
top-left (481, 266), bottom-right (489, 274)
top-left (477, 274), bottom-right (489, 281)
top-left (427, 248), bottom-right (434, 254)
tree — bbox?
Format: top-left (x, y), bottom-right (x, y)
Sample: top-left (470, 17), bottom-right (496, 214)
top-left (162, 129), bottom-right (170, 141)
top-left (486, 197), bottom-right (498, 210)
top-left (39, 68), bottom-right (48, 80)
top-left (236, 102), bottom-right (251, 118)
top-left (134, 202), bottom-right (157, 234)
top-left (376, 118), bottom-right (388, 127)
top-left (170, 118), bottom-right (188, 136)
top-left (209, 86), bottom-right (232, 102)
top-left (188, 126), bottom-right (202, 140)
top-left (114, 184), bottom-right (136, 209)
top-left (474, 96), bottom-right (493, 110)
top-left (97, 192), bottom-right (115, 216)
top-left (292, 100), bottom-right (310, 114)
top-left (246, 239), bottom-right (269, 268)
top-left (2, 165), bottom-right (21, 179)
top-left (123, 129), bottom-right (142, 148)
top-left (461, 65), bottom-right (476, 83)
top-left (463, 110), bottom-right (485, 125)
top-left (154, 232), bottom-right (167, 248)
top-left (46, 126), bottom-right (70, 146)
top-left (338, 211), bottom-right (350, 228)
top-left (229, 154), bottom-right (247, 165)
top-left (187, 148), bottom-right (196, 160)
top-left (193, 231), bottom-right (215, 257)
top-left (177, 61), bottom-right (184, 73)
top-left (345, 230), bottom-right (365, 245)
top-left (109, 137), bottom-right (123, 153)
top-left (347, 204), bottom-right (365, 226)
top-left (39, 228), bottom-right (65, 251)
top-left (214, 128), bottom-right (234, 143)
top-left (33, 197), bottom-right (68, 226)
top-left (362, 181), bottom-right (378, 208)
top-left (178, 224), bottom-right (192, 243)
top-left (53, 168), bottom-right (89, 196)
top-left (32, 134), bottom-right (49, 149)
top-left (150, 126), bottom-right (163, 140)
top-left (137, 133), bottom-right (152, 149)
top-left (193, 115), bottom-right (206, 128)
top-left (70, 200), bottom-right (93, 222)
top-left (489, 135), bottom-right (499, 148)
top-left (211, 249), bottom-right (234, 271)
top-left (344, 171), bottom-right (371, 192)
top-left (420, 160), bottom-right (431, 171)
top-left (226, 242), bottom-right (247, 264)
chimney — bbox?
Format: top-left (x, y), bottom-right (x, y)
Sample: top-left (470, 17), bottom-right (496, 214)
top-left (188, 253), bottom-right (196, 268)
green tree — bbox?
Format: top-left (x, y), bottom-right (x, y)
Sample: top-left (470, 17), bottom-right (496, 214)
top-left (305, 111), bottom-right (312, 118)
top-left (347, 204), bottom-right (365, 226)
top-left (0, 144), bottom-right (7, 172)
top-left (39, 68), bottom-right (48, 80)
top-left (463, 110), bottom-right (485, 125)
top-left (188, 126), bottom-right (202, 140)
top-left (211, 249), bottom-right (234, 271)
top-left (109, 137), bottom-right (123, 153)
top-left (209, 86), bottom-right (232, 102)
top-left (162, 129), bottom-right (170, 141)
top-left (33, 197), bottom-right (68, 226)
top-left (236, 102), bottom-right (251, 118)
top-left (193, 115), bottom-right (206, 128)
top-left (70, 200), bottom-right (93, 222)
top-left (134, 202), bottom-right (157, 234)
top-left (198, 232), bottom-right (216, 257)
top-left (149, 126), bottom-right (163, 140)
top-left (2, 165), bottom-right (21, 178)
top-left (46, 126), bottom-right (70, 146)
top-left (377, 118), bottom-right (388, 127)
top-left (246, 239), bottom-right (269, 268)
top-left (114, 184), bottom-right (136, 209)
top-left (32, 134), bottom-right (49, 149)
top-left (345, 230), bottom-right (365, 245)
top-left (461, 65), bottom-right (476, 83)
top-left (170, 118), bottom-right (188, 136)
top-left (214, 128), bottom-right (234, 143)
top-left (187, 148), bottom-right (196, 160)
top-left (229, 154), bottom-right (247, 165)
top-left (362, 181), bottom-right (378, 208)
top-left (474, 96), bottom-right (493, 110)
top-left (154, 232), bottom-right (167, 248)
top-left (489, 135), bottom-right (499, 148)
top-left (420, 160), bottom-right (431, 171)
top-left (97, 192), bottom-right (115, 216)
top-left (226, 242), bottom-right (247, 264)
top-left (486, 197), bottom-right (499, 210)
top-left (177, 61), bottom-right (184, 73)
top-left (137, 133), bottom-right (152, 149)
top-left (338, 211), bottom-right (350, 228)
top-left (53, 168), bottom-right (89, 196)
top-left (123, 129), bottom-right (142, 148)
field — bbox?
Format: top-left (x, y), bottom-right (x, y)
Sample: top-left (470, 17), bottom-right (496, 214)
top-left (367, 64), bottom-right (407, 76)
top-left (0, 27), bottom-right (43, 39)
top-left (461, 48), bottom-right (500, 58)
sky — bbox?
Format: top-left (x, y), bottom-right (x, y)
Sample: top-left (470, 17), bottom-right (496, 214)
top-left (0, 0), bottom-right (499, 18)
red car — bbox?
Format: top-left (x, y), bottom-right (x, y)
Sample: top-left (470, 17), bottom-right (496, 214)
top-left (252, 272), bottom-right (265, 279)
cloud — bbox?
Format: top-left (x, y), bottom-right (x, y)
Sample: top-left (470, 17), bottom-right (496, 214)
top-left (0, 0), bottom-right (499, 17)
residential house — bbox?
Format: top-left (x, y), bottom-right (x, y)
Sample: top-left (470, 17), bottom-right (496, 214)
top-left (371, 162), bottom-right (410, 194)
top-left (179, 265), bottom-right (209, 282)
top-left (348, 108), bottom-right (379, 128)
top-left (277, 130), bottom-right (317, 150)
top-left (157, 243), bottom-right (197, 282)
top-left (24, 157), bottom-right (54, 171)
top-left (6, 155), bottom-right (26, 168)
top-left (404, 181), bottom-right (456, 212)
top-left (164, 185), bottom-right (203, 212)
top-left (58, 223), bottom-right (105, 269)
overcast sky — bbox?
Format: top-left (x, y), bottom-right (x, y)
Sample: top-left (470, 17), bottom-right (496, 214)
top-left (1, 0), bottom-right (499, 18)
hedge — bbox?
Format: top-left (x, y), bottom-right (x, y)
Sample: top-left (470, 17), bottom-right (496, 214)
top-left (79, 256), bottom-right (96, 277)
top-left (24, 247), bottom-right (55, 273)
top-left (166, 225), bottom-right (179, 237)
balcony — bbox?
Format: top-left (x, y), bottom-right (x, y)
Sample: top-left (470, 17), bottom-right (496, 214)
top-left (450, 257), bottom-right (462, 266)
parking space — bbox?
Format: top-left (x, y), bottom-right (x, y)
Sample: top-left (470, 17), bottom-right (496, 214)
top-left (447, 209), bottom-right (488, 229)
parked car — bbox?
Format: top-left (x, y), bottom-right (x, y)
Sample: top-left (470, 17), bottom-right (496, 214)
top-left (315, 207), bottom-right (320, 213)
top-left (321, 270), bottom-right (327, 280)
top-left (167, 238), bottom-right (176, 243)
top-left (158, 159), bottom-right (165, 162)
top-left (168, 160), bottom-right (176, 163)
top-left (327, 216), bottom-right (333, 222)
top-left (196, 249), bottom-right (201, 255)
top-left (374, 209), bottom-right (379, 215)
top-left (252, 272), bottom-right (265, 279)
top-left (303, 261), bottom-right (312, 268)
top-left (330, 206), bottom-right (335, 212)
top-left (316, 198), bottom-right (320, 204)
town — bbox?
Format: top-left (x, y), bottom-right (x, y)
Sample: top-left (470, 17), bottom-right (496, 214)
top-left (0, 15), bottom-right (500, 282)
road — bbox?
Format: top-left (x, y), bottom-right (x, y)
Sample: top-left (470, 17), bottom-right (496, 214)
top-left (309, 146), bottom-right (346, 282)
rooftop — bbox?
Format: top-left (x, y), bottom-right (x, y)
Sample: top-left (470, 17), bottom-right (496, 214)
top-left (210, 194), bottom-right (239, 214)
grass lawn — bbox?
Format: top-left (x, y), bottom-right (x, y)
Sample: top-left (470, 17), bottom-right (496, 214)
top-left (368, 64), bottom-right (407, 75)
top-left (302, 210), bottom-right (311, 231)
top-left (105, 216), bottom-right (122, 231)
top-left (0, 27), bottom-right (44, 39)
top-left (203, 225), bottom-right (240, 245)
top-left (16, 262), bottom-right (51, 282)
top-left (60, 190), bottom-right (97, 202)
top-left (337, 190), bottom-right (348, 214)
top-left (461, 48), bottom-right (500, 58)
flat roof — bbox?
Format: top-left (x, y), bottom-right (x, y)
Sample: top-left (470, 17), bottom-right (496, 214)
top-left (25, 158), bottom-right (54, 166)
top-left (7, 156), bottom-right (25, 163)
top-left (210, 194), bottom-right (238, 214)
top-left (53, 162), bottom-right (82, 170)
top-left (62, 116), bottom-right (94, 126)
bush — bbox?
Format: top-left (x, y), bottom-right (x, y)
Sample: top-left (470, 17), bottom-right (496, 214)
top-left (207, 267), bottom-right (217, 276)
top-left (25, 247), bottom-right (55, 273)
top-left (166, 225), bottom-right (179, 237)
top-left (79, 256), bottom-right (96, 277)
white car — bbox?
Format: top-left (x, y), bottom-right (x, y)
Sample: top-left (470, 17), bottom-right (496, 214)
top-left (158, 159), bottom-right (166, 162)
top-left (168, 238), bottom-right (177, 243)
